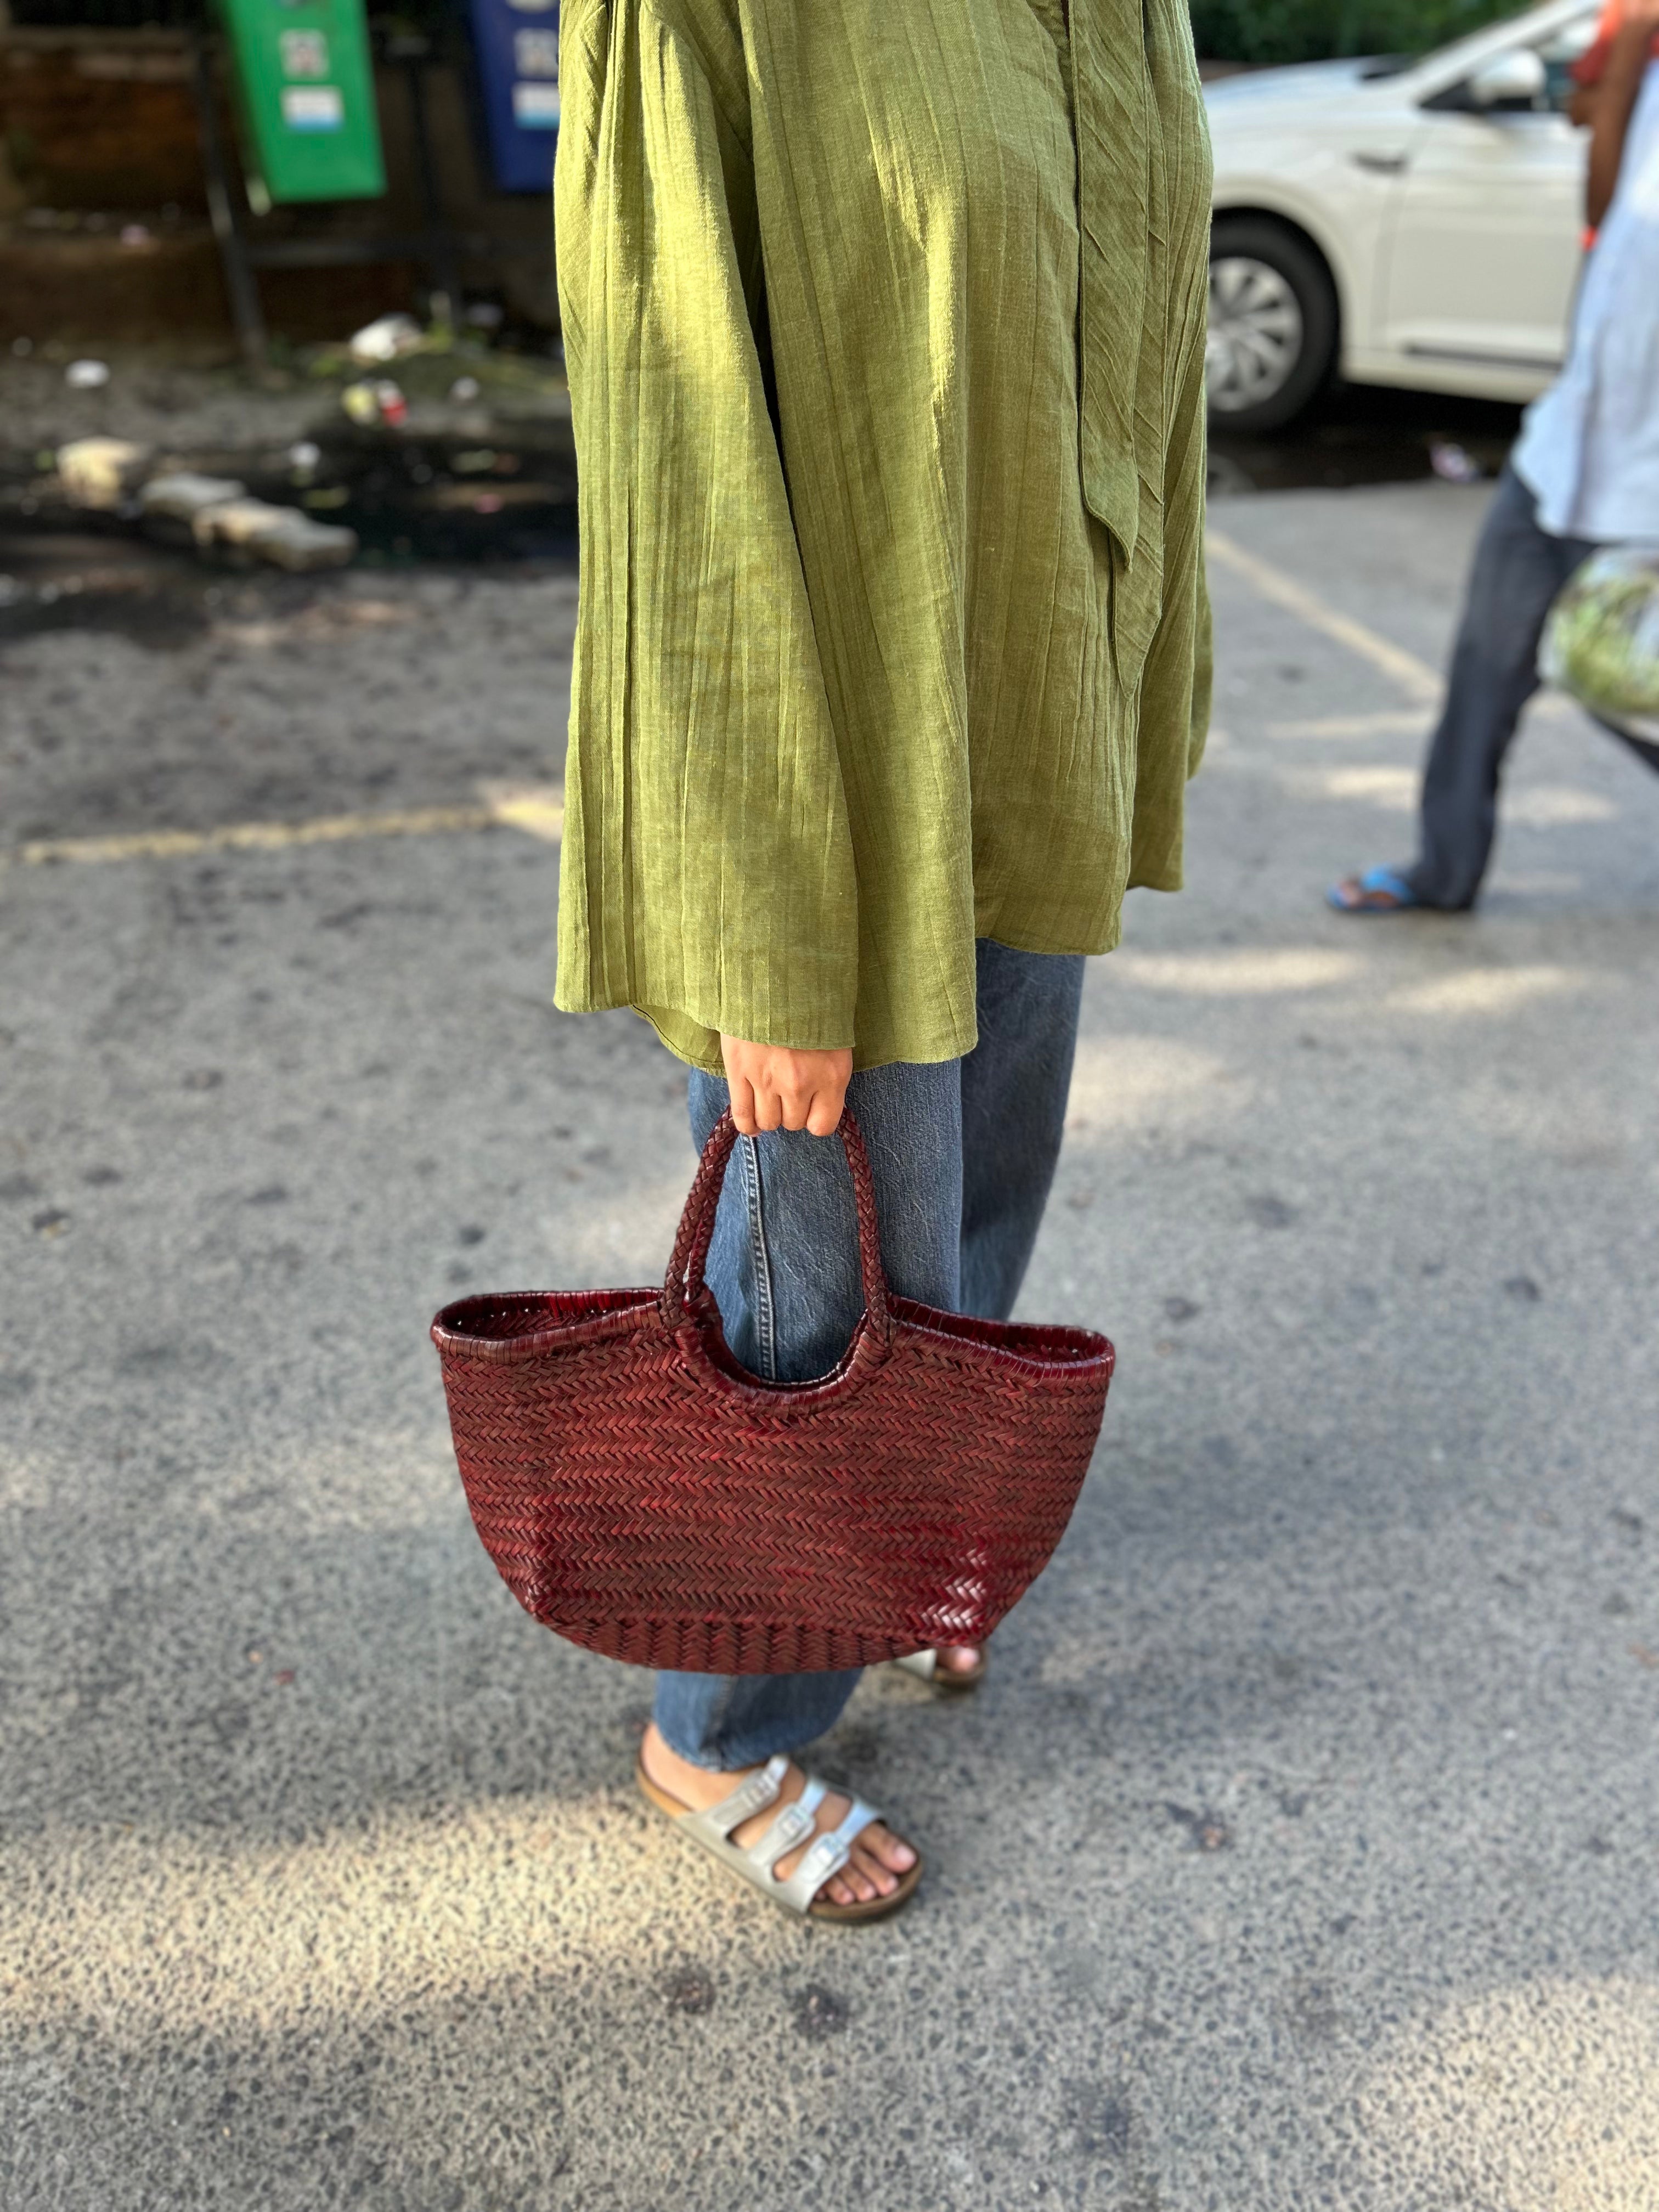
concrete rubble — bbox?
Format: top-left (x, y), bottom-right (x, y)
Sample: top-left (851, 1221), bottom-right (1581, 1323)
top-left (55, 436), bottom-right (153, 509)
top-left (187, 496), bottom-right (358, 570)
top-left (137, 471), bottom-right (250, 521)
top-left (137, 472), bottom-right (357, 569)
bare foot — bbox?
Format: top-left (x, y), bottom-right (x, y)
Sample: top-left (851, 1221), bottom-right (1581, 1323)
top-left (935, 1645), bottom-right (982, 1677)
top-left (640, 1723), bottom-right (917, 1908)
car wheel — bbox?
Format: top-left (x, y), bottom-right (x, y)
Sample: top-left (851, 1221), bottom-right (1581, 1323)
top-left (1206, 218), bottom-right (1338, 435)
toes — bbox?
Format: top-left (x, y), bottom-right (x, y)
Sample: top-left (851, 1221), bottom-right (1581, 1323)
top-left (814, 1848), bottom-right (911, 1908)
top-left (865, 1824), bottom-right (916, 1874)
top-left (849, 1839), bottom-right (899, 1896)
top-left (746, 1778), bottom-right (916, 1909)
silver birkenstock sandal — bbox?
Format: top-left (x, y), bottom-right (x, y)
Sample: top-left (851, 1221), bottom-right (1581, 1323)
top-left (892, 1643), bottom-right (989, 1692)
top-left (636, 1750), bottom-right (922, 1922)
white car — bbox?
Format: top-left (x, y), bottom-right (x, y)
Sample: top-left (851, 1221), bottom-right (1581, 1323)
top-left (1204, 0), bottom-right (1601, 430)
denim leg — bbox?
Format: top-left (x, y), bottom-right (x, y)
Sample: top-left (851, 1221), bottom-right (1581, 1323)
top-left (1408, 464), bottom-right (1598, 910)
top-left (653, 1058), bottom-right (964, 1770)
top-left (960, 942), bottom-right (1085, 1321)
top-left (687, 1058), bottom-right (962, 1385)
top-left (652, 1653), bottom-right (861, 1774)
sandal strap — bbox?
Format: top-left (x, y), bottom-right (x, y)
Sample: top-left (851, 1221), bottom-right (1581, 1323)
top-left (667, 1760), bottom-right (887, 1916)
top-left (681, 1752), bottom-right (787, 1849)
top-left (893, 1649), bottom-right (938, 1681)
top-left (773, 1793), bottom-right (882, 1914)
top-left (744, 1778), bottom-right (825, 1877)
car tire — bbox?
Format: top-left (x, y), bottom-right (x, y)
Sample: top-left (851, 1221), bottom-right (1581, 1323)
top-left (1206, 218), bottom-right (1339, 435)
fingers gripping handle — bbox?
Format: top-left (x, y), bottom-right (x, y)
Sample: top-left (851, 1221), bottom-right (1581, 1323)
top-left (660, 1109), bottom-right (893, 1345)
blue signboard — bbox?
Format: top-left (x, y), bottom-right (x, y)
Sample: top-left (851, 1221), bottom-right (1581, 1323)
top-left (468, 0), bottom-right (559, 194)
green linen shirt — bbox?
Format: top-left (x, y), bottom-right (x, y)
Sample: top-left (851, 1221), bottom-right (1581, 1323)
top-left (554, 0), bottom-right (1213, 1071)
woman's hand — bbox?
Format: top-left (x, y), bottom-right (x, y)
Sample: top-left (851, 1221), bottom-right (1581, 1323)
top-left (720, 1036), bottom-right (851, 1138)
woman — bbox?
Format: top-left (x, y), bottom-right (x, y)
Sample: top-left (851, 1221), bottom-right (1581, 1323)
top-left (554, 0), bottom-right (1212, 1918)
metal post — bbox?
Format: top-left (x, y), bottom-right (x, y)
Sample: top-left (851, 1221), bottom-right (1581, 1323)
top-left (399, 42), bottom-right (463, 330)
top-left (191, 36), bottom-right (268, 374)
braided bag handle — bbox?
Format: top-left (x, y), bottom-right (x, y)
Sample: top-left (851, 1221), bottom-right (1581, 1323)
top-left (660, 1108), bottom-right (892, 1347)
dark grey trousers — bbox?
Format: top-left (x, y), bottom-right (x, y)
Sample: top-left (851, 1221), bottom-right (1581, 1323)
top-left (1407, 462), bottom-right (1596, 911)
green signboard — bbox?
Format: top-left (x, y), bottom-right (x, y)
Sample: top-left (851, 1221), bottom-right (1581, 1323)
top-left (216, 0), bottom-right (386, 205)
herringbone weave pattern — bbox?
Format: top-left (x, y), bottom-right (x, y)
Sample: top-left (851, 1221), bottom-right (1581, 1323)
top-left (432, 1113), bottom-right (1114, 1672)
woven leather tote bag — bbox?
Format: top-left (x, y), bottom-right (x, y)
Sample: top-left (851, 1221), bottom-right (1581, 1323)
top-left (431, 1109), bottom-right (1114, 1672)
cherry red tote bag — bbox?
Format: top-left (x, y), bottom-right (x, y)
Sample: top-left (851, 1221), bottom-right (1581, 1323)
top-left (431, 1110), bottom-right (1114, 1672)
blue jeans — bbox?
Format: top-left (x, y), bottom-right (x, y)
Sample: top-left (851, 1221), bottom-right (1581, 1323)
top-left (653, 939), bottom-right (1085, 1770)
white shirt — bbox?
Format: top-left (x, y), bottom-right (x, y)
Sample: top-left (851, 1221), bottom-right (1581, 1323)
top-left (1513, 59), bottom-right (1659, 543)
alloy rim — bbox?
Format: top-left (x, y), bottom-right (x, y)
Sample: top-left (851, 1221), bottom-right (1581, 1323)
top-left (1206, 256), bottom-right (1305, 412)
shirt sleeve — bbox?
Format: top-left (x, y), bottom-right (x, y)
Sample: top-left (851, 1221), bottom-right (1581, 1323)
top-left (552, 0), bottom-right (859, 1066)
top-left (1187, 562), bottom-right (1214, 781)
top-left (1126, 341), bottom-right (1210, 891)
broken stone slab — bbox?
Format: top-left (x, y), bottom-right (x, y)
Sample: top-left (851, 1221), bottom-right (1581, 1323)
top-left (135, 474), bottom-right (356, 569)
top-left (138, 472), bottom-right (248, 521)
top-left (189, 497), bottom-right (358, 571)
top-left (189, 495), bottom-right (291, 549)
top-left (57, 437), bottom-right (154, 509)
top-left (242, 512), bottom-right (358, 572)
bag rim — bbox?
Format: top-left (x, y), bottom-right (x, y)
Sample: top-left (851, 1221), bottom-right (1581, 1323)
top-left (433, 1281), bottom-right (1114, 1406)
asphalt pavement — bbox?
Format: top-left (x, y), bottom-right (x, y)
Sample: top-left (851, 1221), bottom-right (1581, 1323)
top-left (3, 474), bottom-right (1657, 2211)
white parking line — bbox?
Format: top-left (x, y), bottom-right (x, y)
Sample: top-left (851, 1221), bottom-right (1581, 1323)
top-left (1207, 528), bottom-right (1441, 703)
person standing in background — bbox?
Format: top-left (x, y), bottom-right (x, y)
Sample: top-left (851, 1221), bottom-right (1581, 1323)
top-left (1329, 0), bottom-right (1659, 916)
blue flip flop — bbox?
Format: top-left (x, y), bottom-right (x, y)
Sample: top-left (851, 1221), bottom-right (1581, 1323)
top-left (1327, 865), bottom-right (1419, 913)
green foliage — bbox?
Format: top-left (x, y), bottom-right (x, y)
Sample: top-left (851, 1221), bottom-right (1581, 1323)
top-left (1190, 0), bottom-right (1523, 66)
